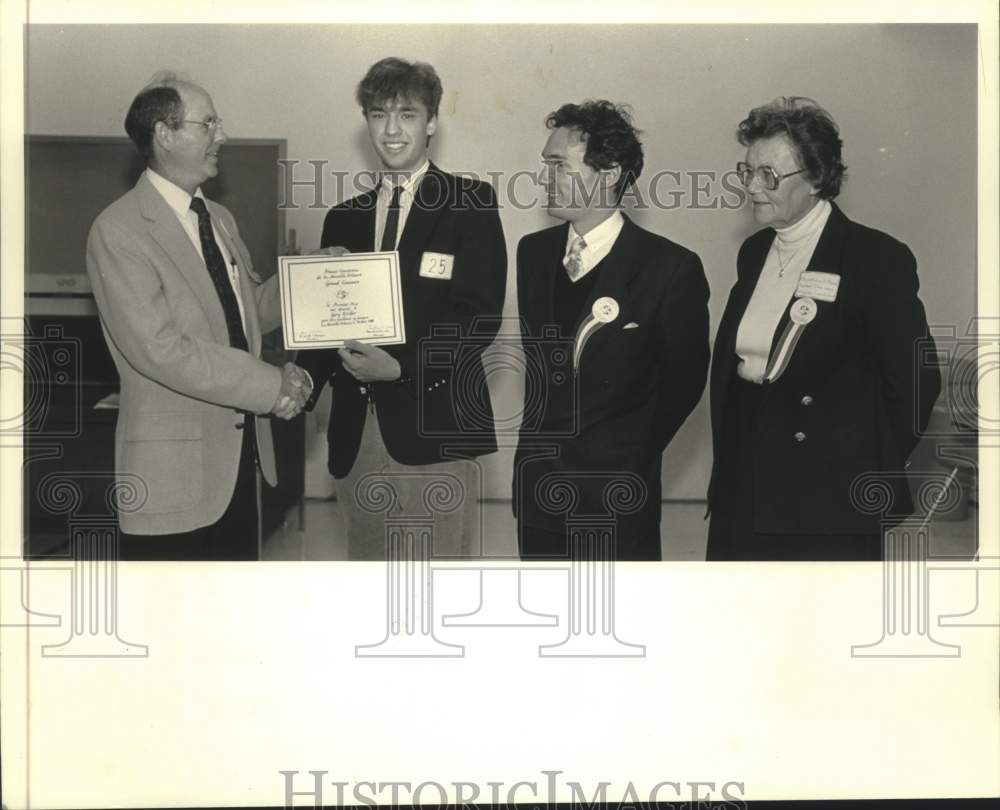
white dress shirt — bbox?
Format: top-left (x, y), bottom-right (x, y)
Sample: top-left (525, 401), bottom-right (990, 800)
top-left (735, 199), bottom-right (832, 382)
top-left (374, 159), bottom-right (430, 250)
top-left (146, 168), bottom-right (247, 329)
top-left (564, 209), bottom-right (626, 281)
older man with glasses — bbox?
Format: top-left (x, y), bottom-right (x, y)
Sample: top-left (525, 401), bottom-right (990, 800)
top-left (86, 73), bottom-right (312, 560)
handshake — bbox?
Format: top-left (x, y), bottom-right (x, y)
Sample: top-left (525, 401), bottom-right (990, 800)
top-left (270, 362), bottom-right (313, 420)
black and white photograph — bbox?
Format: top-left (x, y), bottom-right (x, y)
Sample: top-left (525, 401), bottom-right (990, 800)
top-left (1, 0), bottom-right (997, 808)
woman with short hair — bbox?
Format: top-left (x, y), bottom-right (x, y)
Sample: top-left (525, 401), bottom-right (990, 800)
top-left (706, 96), bottom-right (940, 561)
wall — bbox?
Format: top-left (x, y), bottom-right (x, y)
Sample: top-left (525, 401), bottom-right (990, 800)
top-left (25, 23), bottom-right (978, 499)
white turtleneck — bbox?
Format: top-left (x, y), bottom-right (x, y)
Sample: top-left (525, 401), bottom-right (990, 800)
top-left (734, 198), bottom-right (833, 383)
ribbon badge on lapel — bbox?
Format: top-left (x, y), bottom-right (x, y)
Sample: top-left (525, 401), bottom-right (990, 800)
top-left (573, 296), bottom-right (620, 371)
top-left (763, 297), bottom-right (817, 383)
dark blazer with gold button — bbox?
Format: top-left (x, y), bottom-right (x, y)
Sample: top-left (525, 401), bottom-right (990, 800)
top-left (514, 215), bottom-right (710, 560)
top-left (298, 164), bottom-right (507, 477)
top-left (707, 202), bottom-right (941, 534)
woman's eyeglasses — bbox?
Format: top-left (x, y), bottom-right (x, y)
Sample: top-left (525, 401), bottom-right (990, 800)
top-left (736, 161), bottom-right (805, 191)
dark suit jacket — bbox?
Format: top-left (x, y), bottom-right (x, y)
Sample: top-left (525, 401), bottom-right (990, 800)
top-left (299, 164), bottom-right (507, 476)
top-left (708, 202), bottom-right (941, 534)
top-left (514, 215), bottom-right (710, 560)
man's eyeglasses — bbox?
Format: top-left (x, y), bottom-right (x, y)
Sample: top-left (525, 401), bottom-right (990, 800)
top-left (180, 117), bottom-right (223, 133)
top-left (736, 162), bottom-right (805, 191)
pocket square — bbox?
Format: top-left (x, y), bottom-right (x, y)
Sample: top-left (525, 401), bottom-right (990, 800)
top-left (623, 322), bottom-right (640, 330)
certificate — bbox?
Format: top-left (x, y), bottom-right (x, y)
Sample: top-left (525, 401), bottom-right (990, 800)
top-left (277, 251), bottom-right (406, 350)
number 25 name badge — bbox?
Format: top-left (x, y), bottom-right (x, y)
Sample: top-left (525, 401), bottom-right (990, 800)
top-left (419, 252), bottom-right (454, 279)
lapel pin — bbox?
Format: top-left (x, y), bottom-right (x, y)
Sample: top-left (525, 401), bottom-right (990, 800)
top-left (592, 296), bottom-right (620, 324)
top-left (790, 296), bottom-right (818, 325)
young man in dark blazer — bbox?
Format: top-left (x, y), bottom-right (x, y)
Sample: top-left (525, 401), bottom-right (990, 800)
top-left (298, 58), bottom-right (507, 560)
top-left (514, 101), bottom-right (710, 561)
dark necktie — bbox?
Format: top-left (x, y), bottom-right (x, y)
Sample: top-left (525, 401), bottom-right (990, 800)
top-left (189, 197), bottom-right (257, 468)
top-left (380, 184), bottom-right (402, 252)
top-left (189, 197), bottom-right (248, 351)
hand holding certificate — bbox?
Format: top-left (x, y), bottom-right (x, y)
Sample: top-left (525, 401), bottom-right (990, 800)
top-left (277, 250), bottom-right (406, 350)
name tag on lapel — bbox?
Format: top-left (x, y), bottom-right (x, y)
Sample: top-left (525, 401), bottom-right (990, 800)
top-left (419, 252), bottom-right (454, 280)
top-left (795, 271), bottom-right (840, 302)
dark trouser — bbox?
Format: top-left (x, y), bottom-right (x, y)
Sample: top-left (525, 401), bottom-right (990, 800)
top-left (706, 515), bottom-right (880, 561)
top-left (707, 376), bottom-right (880, 562)
top-left (518, 523), bottom-right (662, 562)
top-left (120, 425), bottom-right (259, 561)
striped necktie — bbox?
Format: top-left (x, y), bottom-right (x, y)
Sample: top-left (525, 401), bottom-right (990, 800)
top-left (189, 197), bottom-right (247, 351)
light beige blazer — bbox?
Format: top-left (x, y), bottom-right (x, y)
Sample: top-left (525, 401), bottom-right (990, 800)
top-left (86, 172), bottom-right (283, 535)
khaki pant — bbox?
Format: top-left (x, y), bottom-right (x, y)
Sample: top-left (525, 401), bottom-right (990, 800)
top-left (334, 411), bottom-right (482, 560)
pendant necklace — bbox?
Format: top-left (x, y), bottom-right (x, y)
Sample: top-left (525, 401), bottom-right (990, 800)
top-left (775, 241), bottom-right (803, 279)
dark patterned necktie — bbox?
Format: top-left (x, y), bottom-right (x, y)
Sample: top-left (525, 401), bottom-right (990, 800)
top-left (380, 184), bottom-right (402, 252)
top-left (189, 197), bottom-right (248, 351)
